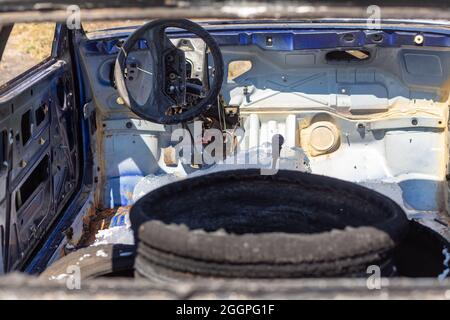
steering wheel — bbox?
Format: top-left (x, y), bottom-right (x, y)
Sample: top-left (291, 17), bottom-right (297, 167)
top-left (114, 19), bottom-right (224, 124)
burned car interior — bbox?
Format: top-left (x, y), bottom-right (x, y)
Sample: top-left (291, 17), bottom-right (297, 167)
top-left (0, 0), bottom-right (450, 299)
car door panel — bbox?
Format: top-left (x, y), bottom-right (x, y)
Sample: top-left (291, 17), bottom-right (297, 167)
top-left (0, 103), bottom-right (10, 274)
top-left (9, 153), bottom-right (51, 267)
top-left (0, 24), bottom-right (80, 272)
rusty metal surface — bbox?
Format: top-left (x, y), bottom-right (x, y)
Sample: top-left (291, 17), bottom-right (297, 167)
top-left (1, 273), bottom-right (450, 299)
top-left (0, 1), bottom-right (450, 23)
top-left (77, 206), bottom-right (131, 247)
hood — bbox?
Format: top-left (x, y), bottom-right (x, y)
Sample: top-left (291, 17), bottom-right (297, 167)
top-left (0, 1), bottom-right (449, 24)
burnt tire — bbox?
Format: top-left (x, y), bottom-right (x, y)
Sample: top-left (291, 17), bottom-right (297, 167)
top-left (40, 244), bottom-right (135, 281)
top-left (130, 169), bottom-right (409, 279)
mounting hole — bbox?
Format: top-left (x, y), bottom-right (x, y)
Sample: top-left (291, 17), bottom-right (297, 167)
top-left (342, 33), bottom-right (355, 42)
top-left (371, 33), bottom-right (384, 43)
top-left (411, 118), bottom-right (418, 126)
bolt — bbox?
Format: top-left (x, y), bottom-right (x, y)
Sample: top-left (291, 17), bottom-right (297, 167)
top-left (116, 97), bottom-right (125, 105)
top-left (168, 85), bottom-right (176, 94)
top-left (414, 34), bottom-right (424, 45)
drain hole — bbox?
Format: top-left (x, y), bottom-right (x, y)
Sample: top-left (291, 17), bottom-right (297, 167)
top-left (371, 33), bottom-right (384, 43)
top-left (342, 33), bottom-right (355, 42)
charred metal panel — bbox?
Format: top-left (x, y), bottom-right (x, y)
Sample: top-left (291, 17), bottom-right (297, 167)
top-left (0, 64), bottom-right (77, 270)
top-left (0, 95), bottom-right (11, 275)
top-left (0, 26), bottom-right (81, 271)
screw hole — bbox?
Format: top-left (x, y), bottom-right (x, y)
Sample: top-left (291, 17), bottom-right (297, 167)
top-left (343, 33), bottom-right (355, 42)
top-left (371, 34), bottom-right (383, 42)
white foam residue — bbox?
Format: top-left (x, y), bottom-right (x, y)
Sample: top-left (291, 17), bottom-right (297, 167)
top-left (438, 247), bottom-right (450, 281)
top-left (49, 273), bottom-right (68, 281)
top-left (92, 225), bottom-right (134, 247)
top-left (78, 253), bottom-right (91, 262)
top-left (96, 249), bottom-right (108, 257)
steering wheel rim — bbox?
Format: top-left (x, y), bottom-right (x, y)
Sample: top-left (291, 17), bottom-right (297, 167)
top-left (114, 19), bottom-right (224, 124)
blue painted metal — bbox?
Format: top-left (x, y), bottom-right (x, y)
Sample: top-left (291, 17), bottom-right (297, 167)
top-left (84, 38), bottom-right (148, 55)
top-left (84, 28), bottom-right (450, 56)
